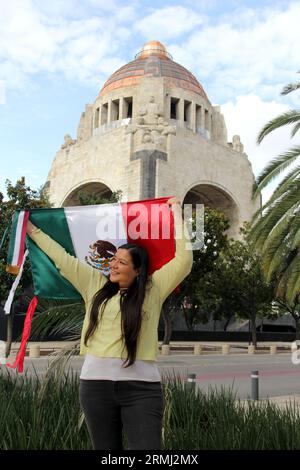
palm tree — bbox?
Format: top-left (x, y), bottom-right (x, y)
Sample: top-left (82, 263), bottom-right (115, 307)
top-left (251, 74), bottom-right (300, 304)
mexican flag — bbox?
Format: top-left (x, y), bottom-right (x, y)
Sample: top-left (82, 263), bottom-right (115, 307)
top-left (6, 197), bottom-right (175, 299)
top-left (3, 197), bottom-right (175, 372)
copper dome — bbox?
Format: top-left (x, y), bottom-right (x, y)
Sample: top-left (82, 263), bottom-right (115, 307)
top-left (99, 40), bottom-right (208, 100)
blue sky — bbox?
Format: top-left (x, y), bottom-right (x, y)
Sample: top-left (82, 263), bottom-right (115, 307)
top-left (0, 0), bottom-right (299, 202)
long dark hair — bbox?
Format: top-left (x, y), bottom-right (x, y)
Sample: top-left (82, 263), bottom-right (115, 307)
top-left (84, 243), bottom-right (149, 367)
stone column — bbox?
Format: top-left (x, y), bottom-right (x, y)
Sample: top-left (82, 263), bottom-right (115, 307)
top-left (191, 102), bottom-right (196, 133)
top-left (178, 98), bottom-right (185, 122)
top-left (205, 109), bottom-right (211, 132)
top-left (29, 344), bottom-right (40, 358)
top-left (93, 107), bottom-right (99, 129)
top-left (119, 97), bottom-right (124, 121)
top-left (201, 106), bottom-right (205, 129)
top-left (107, 100), bottom-right (112, 124)
top-left (165, 94), bottom-right (171, 120)
top-left (131, 150), bottom-right (167, 199)
top-left (222, 344), bottom-right (230, 355)
top-left (100, 103), bottom-right (109, 125)
top-left (194, 344), bottom-right (202, 355)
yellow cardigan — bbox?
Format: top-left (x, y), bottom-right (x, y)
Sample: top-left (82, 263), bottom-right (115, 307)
top-left (30, 220), bottom-right (193, 361)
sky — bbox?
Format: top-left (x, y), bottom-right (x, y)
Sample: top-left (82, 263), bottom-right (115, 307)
top-left (0, 0), bottom-right (299, 203)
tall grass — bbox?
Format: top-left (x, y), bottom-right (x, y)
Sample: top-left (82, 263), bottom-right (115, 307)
top-left (1, 365), bottom-right (300, 450)
top-left (162, 372), bottom-right (300, 450)
top-left (0, 365), bottom-right (91, 450)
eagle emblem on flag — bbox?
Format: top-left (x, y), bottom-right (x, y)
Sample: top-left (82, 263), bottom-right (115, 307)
top-left (85, 240), bottom-right (117, 275)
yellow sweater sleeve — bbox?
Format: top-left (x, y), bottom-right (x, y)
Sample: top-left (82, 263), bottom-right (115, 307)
top-left (152, 218), bottom-right (193, 303)
top-left (29, 228), bottom-right (107, 301)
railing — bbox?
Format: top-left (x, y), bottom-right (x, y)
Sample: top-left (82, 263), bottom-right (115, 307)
top-left (135, 48), bottom-right (173, 60)
top-left (93, 118), bottom-right (211, 140)
top-left (93, 118), bottom-right (132, 136)
top-left (169, 119), bottom-right (210, 139)
top-left (196, 127), bottom-right (210, 140)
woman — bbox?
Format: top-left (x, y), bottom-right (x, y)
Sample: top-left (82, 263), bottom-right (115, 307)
top-left (26, 197), bottom-right (193, 450)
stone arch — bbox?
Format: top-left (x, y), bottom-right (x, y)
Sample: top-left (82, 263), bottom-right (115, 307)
top-left (61, 180), bottom-right (113, 207)
top-left (183, 182), bottom-right (241, 238)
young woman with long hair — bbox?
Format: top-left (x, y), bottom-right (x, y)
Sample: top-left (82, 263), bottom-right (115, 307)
top-left (26, 197), bottom-right (193, 450)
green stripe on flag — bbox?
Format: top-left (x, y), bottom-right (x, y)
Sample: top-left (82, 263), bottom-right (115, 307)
top-left (7, 211), bottom-right (19, 266)
top-left (27, 207), bottom-right (81, 300)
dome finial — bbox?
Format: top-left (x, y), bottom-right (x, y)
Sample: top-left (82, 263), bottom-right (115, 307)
top-left (135, 40), bottom-right (173, 60)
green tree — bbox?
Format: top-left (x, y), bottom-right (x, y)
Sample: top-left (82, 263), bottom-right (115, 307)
top-left (272, 298), bottom-right (300, 340)
top-left (78, 190), bottom-right (122, 206)
top-left (161, 208), bottom-right (229, 344)
top-left (0, 178), bottom-right (50, 354)
top-left (195, 248), bottom-right (244, 332)
top-left (193, 224), bottom-right (275, 346)
top-left (251, 73), bottom-right (300, 305)
top-left (0, 178), bottom-right (50, 303)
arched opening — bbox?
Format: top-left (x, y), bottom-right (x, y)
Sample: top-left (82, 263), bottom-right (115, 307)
top-left (183, 183), bottom-right (240, 238)
top-left (62, 182), bottom-right (113, 207)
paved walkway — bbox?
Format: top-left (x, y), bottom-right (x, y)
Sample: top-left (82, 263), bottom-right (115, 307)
top-left (239, 395), bottom-right (300, 409)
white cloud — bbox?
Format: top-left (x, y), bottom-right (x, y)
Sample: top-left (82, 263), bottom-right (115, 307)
top-left (260, 186), bottom-right (276, 205)
top-left (222, 94), bottom-right (291, 175)
top-left (169, 2), bottom-right (300, 102)
top-left (0, 0), bottom-right (132, 90)
top-left (32, 0), bottom-right (89, 19)
top-left (0, 80), bottom-right (5, 104)
top-left (1, 0), bottom-right (299, 103)
top-left (221, 94), bottom-right (299, 203)
top-left (134, 6), bottom-right (205, 41)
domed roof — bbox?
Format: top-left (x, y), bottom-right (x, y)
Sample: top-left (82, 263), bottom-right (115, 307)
top-left (99, 40), bottom-right (208, 100)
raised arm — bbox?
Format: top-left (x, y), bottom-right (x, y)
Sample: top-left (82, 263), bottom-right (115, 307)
top-left (27, 220), bottom-right (107, 301)
top-left (152, 198), bottom-right (193, 303)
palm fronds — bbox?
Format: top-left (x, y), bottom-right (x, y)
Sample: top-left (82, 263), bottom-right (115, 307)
top-left (257, 110), bottom-right (300, 144)
top-left (250, 76), bottom-right (300, 305)
top-left (30, 300), bottom-right (85, 341)
top-left (281, 75), bottom-right (300, 95)
top-left (253, 147), bottom-right (300, 199)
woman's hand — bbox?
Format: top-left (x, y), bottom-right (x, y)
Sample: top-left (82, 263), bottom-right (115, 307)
top-left (166, 197), bottom-right (181, 207)
top-left (27, 220), bottom-right (38, 236)
top-left (166, 197), bottom-right (183, 223)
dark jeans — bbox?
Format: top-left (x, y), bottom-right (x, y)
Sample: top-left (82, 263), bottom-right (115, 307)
top-left (79, 379), bottom-right (164, 450)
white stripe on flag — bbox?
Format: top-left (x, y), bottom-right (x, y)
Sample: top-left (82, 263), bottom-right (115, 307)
top-left (65, 204), bottom-right (127, 263)
top-left (5, 249), bottom-right (29, 314)
top-left (11, 211), bottom-right (25, 266)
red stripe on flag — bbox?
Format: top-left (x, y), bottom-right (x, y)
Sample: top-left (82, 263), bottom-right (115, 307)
top-left (7, 296), bottom-right (38, 373)
top-left (17, 211), bottom-right (29, 267)
top-left (121, 197), bottom-right (175, 275)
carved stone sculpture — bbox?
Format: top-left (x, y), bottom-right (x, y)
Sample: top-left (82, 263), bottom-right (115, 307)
top-left (61, 134), bottom-right (76, 149)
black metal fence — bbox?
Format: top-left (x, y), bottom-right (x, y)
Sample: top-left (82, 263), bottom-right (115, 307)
top-left (158, 330), bottom-right (297, 342)
top-left (0, 309), bottom-right (297, 343)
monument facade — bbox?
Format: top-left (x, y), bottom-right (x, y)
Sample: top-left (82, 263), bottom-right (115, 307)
top-left (45, 40), bottom-right (260, 238)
